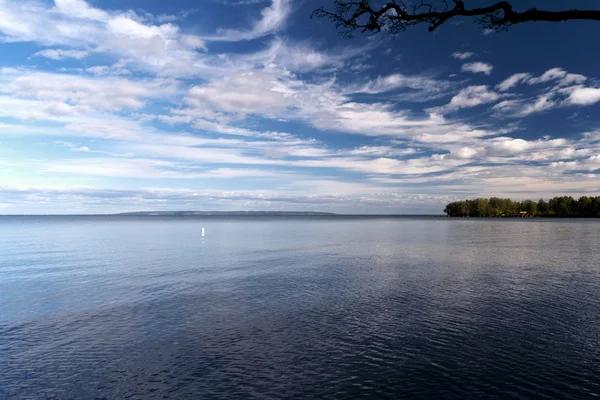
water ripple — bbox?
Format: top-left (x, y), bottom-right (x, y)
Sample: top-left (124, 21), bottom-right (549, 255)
top-left (1, 217), bottom-right (600, 398)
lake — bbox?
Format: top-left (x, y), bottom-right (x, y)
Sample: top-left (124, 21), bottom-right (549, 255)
top-left (1, 216), bottom-right (600, 399)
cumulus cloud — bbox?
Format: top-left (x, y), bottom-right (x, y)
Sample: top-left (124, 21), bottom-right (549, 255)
top-left (550, 155), bottom-right (600, 172)
top-left (461, 62), bottom-right (493, 75)
top-left (567, 87), bottom-right (600, 106)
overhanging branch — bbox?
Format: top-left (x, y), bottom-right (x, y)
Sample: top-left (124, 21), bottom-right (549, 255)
top-left (311, 0), bottom-right (600, 36)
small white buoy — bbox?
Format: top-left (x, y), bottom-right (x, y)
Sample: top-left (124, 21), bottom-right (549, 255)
top-left (201, 227), bottom-right (205, 237)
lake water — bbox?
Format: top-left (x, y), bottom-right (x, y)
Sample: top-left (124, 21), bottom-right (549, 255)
top-left (1, 216), bottom-right (600, 399)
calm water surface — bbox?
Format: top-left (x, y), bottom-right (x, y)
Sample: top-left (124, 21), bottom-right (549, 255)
top-left (1, 216), bottom-right (600, 399)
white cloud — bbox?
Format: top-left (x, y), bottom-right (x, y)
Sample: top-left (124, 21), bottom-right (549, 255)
top-left (34, 49), bottom-right (89, 60)
top-left (348, 72), bottom-right (454, 99)
top-left (179, 66), bottom-right (502, 144)
top-left (0, 184), bottom-right (465, 214)
top-left (491, 96), bottom-right (553, 117)
top-left (491, 68), bottom-right (595, 117)
top-left (496, 69), bottom-right (587, 93)
top-left (567, 87), bottom-right (600, 106)
top-left (86, 59), bottom-right (131, 76)
top-left (0, 0), bottom-right (347, 79)
top-left (42, 102), bottom-right (80, 116)
top-left (516, 94), bottom-right (556, 116)
top-left (53, 0), bottom-right (109, 21)
top-left (345, 146), bottom-right (419, 157)
top-left (293, 155), bottom-right (467, 176)
top-left (550, 155), bottom-right (600, 172)
top-left (240, 38), bottom-right (362, 72)
top-left (206, 0), bottom-right (290, 41)
top-left (37, 157), bottom-right (291, 179)
top-left (484, 137), bottom-right (566, 157)
top-left (179, 34), bottom-right (206, 50)
top-left (496, 73), bottom-right (532, 91)
top-left (186, 70), bottom-right (297, 115)
top-left (64, 119), bottom-right (150, 140)
top-left (86, 66), bottom-right (111, 75)
top-left (527, 68), bottom-right (567, 84)
top-left (492, 99), bottom-right (521, 111)
top-left (461, 62), bottom-right (493, 75)
top-left (272, 42), bottom-right (339, 71)
top-left (528, 68), bottom-right (587, 87)
top-left (0, 68), bottom-right (177, 114)
top-left (445, 146), bottom-right (481, 159)
top-left (55, 140), bottom-right (76, 148)
top-left (0, 0), bottom-right (205, 75)
top-left (452, 52), bottom-right (474, 60)
top-left (107, 16), bottom-right (177, 39)
top-left (431, 85), bottom-right (500, 114)
top-left (559, 73), bottom-right (587, 86)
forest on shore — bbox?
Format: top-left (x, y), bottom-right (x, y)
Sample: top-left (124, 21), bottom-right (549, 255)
top-left (444, 196), bottom-right (600, 218)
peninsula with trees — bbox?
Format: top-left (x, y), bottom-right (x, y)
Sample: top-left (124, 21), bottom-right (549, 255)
top-left (444, 196), bottom-right (600, 218)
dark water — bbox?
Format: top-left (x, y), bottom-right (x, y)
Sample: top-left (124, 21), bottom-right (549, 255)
top-left (1, 216), bottom-right (600, 399)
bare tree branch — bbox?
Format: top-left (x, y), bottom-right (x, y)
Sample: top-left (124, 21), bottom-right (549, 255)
top-left (311, 0), bottom-right (600, 36)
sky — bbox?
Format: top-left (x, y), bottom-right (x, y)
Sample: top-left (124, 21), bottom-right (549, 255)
top-left (1, 0), bottom-right (600, 214)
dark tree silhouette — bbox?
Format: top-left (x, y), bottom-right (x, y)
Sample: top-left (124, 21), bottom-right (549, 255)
top-left (443, 196), bottom-right (600, 218)
top-left (312, 1), bottom-right (600, 36)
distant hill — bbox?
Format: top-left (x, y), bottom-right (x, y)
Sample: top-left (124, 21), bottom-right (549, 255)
top-left (116, 211), bottom-right (337, 216)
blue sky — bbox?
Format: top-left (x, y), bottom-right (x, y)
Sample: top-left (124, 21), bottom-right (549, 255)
top-left (1, 0), bottom-right (600, 214)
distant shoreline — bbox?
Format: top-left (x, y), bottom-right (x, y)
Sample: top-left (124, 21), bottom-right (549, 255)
top-left (0, 213), bottom-right (447, 217)
top-left (115, 211), bottom-right (337, 216)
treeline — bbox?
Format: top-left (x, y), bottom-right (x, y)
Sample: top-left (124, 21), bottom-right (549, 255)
top-left (444, 196), bottom-right (600, 218)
